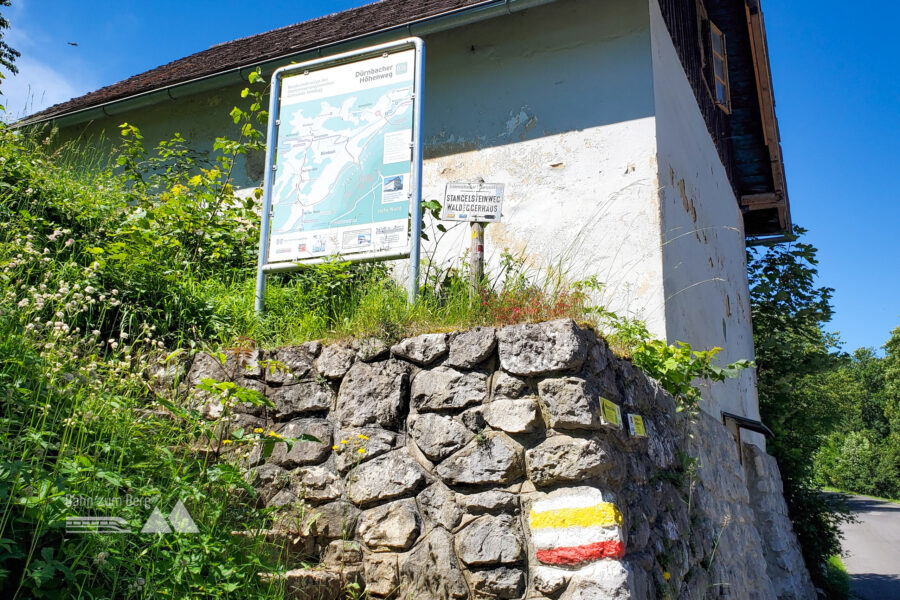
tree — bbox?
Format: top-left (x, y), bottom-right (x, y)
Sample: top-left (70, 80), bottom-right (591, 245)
top-left (0, 1), bottom-right (18, 74)
top-left (747, 226), bottom-right (848, 591)
top-left (0, 0), bottom-right (20, 108)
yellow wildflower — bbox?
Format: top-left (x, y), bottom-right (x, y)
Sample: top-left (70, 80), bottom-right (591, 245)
top-left (341, 439), bottom-right (348, 445)
top-left (663, 572), bottom-right (671, 581)
top-left (222, 440), bottom-right (232, 445)
top-left (253, 428), bottom-right (264, 433)
top-left (267, 431), bottom-right (282, 438)
top-left (357, 434), bottom-right (369, 441)
top-left (332, 445), bottom-right (339, 451)
top-left (357, 448), bottom-right (365, 454)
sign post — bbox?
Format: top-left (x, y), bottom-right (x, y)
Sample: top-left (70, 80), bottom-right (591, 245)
top-left (255, 38), bottom-right (425, 313)
top-left (470, 222), bottom-right (484, 290)
top-left (441, 180), bottom-right (504, 295)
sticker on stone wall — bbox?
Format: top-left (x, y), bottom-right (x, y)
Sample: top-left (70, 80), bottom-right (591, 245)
top-left (600, 397), bottom-right (622, 429)
top-left (529, 487), bottom-right (625, 566)
top-left (627, 414), bottom-right (646, 437)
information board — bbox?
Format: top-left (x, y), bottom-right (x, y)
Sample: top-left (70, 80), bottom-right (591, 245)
top-left (266, 46), bottom-right (420, 263)
top-left (255, 39), bottom-right (425, 312)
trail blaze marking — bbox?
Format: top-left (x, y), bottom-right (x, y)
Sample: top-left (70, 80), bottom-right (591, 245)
top-left (529, 489), bottom-right (625, 566)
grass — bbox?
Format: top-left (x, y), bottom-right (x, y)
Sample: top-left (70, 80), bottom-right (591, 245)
top-left (0, 118), bottom-right (615, 599)
top-left (821, 486), bottom-right (900, 505)
top-left (823, 554), bottom-right (852, 600)
top-left (0, 104), bottom-right (751, 598)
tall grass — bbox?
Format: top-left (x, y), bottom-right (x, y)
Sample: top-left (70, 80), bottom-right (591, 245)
top-left (0, 113), bottom-right (604, 598)
top-left (0, 87), bottom-right (746, 596)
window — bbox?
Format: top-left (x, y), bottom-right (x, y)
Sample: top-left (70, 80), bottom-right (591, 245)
top-left (709, 22), bottom-right (730, 111)
top-left (697, 0), bottom-right (731, 112)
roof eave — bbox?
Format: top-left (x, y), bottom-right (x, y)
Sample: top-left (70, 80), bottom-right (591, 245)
top-left (17, 0), bottom-right (558, 129)
top-left (742, 0), bottom-right (791, 239)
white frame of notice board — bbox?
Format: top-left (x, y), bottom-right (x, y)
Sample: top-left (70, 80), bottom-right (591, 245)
top-left (255, 38), bottom-right (425, 313)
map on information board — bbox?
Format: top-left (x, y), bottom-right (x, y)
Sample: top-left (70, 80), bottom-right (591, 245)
top-left (268, 49), bottom-right (416, 262)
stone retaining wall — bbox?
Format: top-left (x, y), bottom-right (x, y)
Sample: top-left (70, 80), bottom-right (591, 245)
top-left (173, 319), bottom-right (815, 600)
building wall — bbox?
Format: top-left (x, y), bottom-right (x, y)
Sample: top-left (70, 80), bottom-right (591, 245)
top-left (649, 0), bottom-right (760, 432)
top-left (419, 0), bottom-right (666, 336)
top-left (58, 0), bottom-right (760, 424)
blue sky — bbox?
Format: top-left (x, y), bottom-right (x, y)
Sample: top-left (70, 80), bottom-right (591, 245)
top-left (2, 1), bottom-right (897, 353)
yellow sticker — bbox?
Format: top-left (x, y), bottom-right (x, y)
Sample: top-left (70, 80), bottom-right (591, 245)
top-left (601, 398), bottom-right (622, 429)
top-left (628, 414), bottom-right (646, 437)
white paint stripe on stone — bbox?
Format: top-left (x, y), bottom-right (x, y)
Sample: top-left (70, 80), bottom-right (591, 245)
top-left (531, 525), bottom-right (622, 550)
top-left (531, 488), bottom-right (607, 513)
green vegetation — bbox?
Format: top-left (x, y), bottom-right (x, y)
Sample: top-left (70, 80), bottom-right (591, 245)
top-left (748, 229), bottom-right (900, 599)
top-left (812, 341), bottom-right (900, 500)
top-left (823, 555), bottom-right (851, 599)
top-left (0, 72), bottom-right (754, 596)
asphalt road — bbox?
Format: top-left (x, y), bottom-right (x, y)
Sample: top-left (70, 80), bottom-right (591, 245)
top-left (838, 494), bottom-right (900, 600)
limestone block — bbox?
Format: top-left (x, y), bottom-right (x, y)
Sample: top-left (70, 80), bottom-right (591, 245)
top-left (497, 319), bottom-right (587, 376)
top-left (532, 566), bottom-right (570, 596)
top-left (348, 450), bottom-right (427, 506)
top-left (291, 466), bottom-right (343, 504)
top-left (409, 413), bottom-right (474, 462)
top-left (483, 397), bottom-right (542, 433)
top-left (399, 528), bottom-right (470, 600)
top-left (316, 345), bottom-right (356, 380)
top-left (561, 560), bottom-right (634, 600)
top-left (492, 371), bottom-right (529, 399)
top-left (358, 498), bottom-right (422, 551)
top-left (264, 418), bottom-right (331, 467)
top-left (537, 377), bottom-right (602, 431)
top-left (294, 500), bottom-right (360, 541)
top-left (251, 462), bottom-right (290, 505)
top-left (418, 482), bottom-right (464, 531)
top-left (270, 381), bottom-right (334, 418)
top-left (322, 540), bottom-right (363, 565)
top-left (364, 552), bottom-right (400, 597)
top-left (391, 333), bottom-right (448, 365)
top-left (336, 360), bottom-right (409, 430)
top-left (458, 490), bottom-right (518, 514)
top-left (469, 566), bottom-right (526, 598)
top-left (412, 366), bottom-right (488, 412)
top-left (446, 327), bottom-right (497, 369)
top-left (334, 427), bottom-right (397, 473)
top-left (525, 436), bottom-right (612, 487)
top-left (353, 336), bottom-right (391, 362)
top-left (456, 515), bottom-right (524, 566)
top-left (437, 432), bottom-right (525, 486)
top-left (266, 345), bottom-right (317, 384)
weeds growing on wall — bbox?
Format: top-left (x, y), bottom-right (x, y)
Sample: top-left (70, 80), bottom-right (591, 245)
top-left (0, 73), bottom-right (750, 597)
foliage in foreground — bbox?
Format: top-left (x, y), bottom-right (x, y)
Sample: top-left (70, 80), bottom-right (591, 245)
top-left (0, 80), bottom-right (751, 596)
top-left (747, 229), bottom-right (900, 598)
top-left (812, 340), bottom-right (900, 501)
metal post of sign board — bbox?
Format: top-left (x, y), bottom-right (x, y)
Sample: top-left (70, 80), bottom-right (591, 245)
top-left (408, 40), bottom-right (425, 304)
top-left (469, 222), bottom-right (484, 292)
top-left (254, 70), bottom-right (284, 314)
top-left (254, 38), bottom-right (424, 314)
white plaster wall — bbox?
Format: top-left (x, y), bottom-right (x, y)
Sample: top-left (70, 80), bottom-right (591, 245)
top-left (649, 0), bottom-right (760, 429)
top-left (65, 0), bottom-right (668, 334)
top-left (419, 0), bottom-right (667, 336)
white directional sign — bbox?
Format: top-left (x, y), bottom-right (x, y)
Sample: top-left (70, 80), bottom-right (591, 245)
top-left (440, 181), bottom-right (504, 223)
